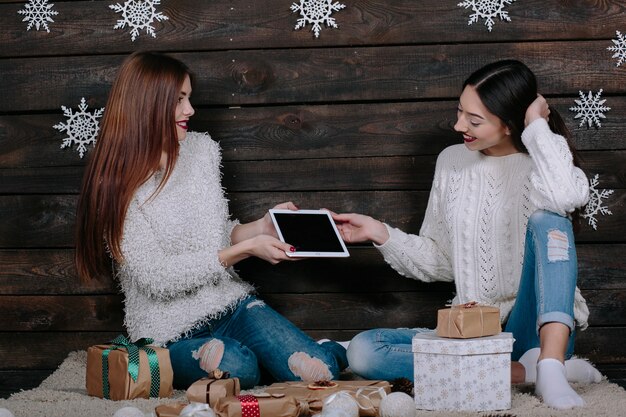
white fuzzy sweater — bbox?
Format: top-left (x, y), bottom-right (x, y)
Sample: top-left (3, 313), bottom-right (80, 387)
top-left (377, 119), bottom-right (591, 328)
top-left (117, 132), bottom-right (253, 345)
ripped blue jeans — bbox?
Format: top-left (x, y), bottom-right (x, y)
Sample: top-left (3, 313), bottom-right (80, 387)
top-left (167, 295), bottom-right (347, 389)
top-left (505, 210), bottom-right (577, 361)
top-left (346, 210), bottom-right (577, 380)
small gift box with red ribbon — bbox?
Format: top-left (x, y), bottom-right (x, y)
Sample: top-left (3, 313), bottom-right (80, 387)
top-left (186, 372), bottom-right (240, 406)
top-left (436, 301), bottom-right (501, 339)
top-left (86, 334), bottom-right (173, 400)
top-left (213, 393), bottom-right (309, 417)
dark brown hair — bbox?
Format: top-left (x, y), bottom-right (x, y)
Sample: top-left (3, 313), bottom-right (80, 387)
top-left (75, 51), bottom-right (193, 282)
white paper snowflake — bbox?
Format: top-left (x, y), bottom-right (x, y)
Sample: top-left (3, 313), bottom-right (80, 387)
top-left (291, 0), bottom-right (346, 38)
top-left (457, 0), bottom-right (515, 32)
top-left (583, 174), bottom-right (614, 230)
top-left (607, 30), bottom-right (626, 67)
top-left (17, 0), bottom-right (59, 33)
top-left (53, 98), bottom-right (104, 158)
top-left (569, 89), bottom-right (611, 129)
top-left (109, 0), bottom-right (168, 41)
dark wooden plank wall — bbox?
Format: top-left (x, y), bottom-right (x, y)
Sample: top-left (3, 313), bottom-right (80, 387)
top-left (1, 0), bottom-right (625, 397)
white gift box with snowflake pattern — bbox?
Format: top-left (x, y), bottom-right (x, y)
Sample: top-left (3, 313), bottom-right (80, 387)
top-left (412, 331), bottom-right (513, 412)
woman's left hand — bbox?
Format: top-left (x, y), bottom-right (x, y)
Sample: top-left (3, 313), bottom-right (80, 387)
top-left (525, 94), bottom-right (550, 127)
top-left (260, 201), bottom-right (299, 237)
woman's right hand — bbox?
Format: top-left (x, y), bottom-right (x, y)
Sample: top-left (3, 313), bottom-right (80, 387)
top-left (330, 213), bottom-right (389, 245)
top-left (247, 234), bottom-right (299, 264)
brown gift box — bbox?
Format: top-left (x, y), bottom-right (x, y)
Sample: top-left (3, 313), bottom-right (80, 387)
top-left (436, 302), bottom-right (501, 339)
top-left (264, 380), bottom-right (391, 416)
top-left (213, 393), bottom-right (308, 417)
top-left (154, 403), bottom-right (188, 417)
top-left (186, 377), bottom-right (241, 406)
top-left (86, 341), bottom-right (173, 400)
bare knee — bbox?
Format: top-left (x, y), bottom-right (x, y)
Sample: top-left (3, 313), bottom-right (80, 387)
top-left (287, 351), bottom-right (334, 381)
top-left (192, 339), bottom-right (225, 373)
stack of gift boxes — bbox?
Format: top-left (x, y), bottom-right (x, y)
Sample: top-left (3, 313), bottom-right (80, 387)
top-left (412, 302), bottom-right (514, 412)
top-left (87, 303), bottom-right (512, 416)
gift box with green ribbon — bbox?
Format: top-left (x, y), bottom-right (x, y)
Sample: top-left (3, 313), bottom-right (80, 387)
top-left (86, 335), bottom-right (173, 400)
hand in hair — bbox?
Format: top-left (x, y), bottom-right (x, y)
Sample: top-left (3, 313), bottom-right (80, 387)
top-left (525, 94), bottom-right (551, 127)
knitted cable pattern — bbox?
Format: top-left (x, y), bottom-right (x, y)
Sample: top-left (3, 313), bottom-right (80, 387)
top-left (377, 119), bottom-right (590, 328)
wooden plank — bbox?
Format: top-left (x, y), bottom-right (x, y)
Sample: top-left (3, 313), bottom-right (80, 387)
top-left (0, 295), bottom-right (124, 331)
top-left (0, 332), bottom-right (120, 370)
top-left (1, 289), bottom-right (624, 332)
top-left (1, 41), bottom-right (624, 112)
top-left (0, 370), bottom-right (53, 393)
top-left (1, 244), bottom-right (624, 295)
top-left (2, 98), bottom-right (626, 169)
top-left (0, 189), bottom-right (624, 248)
top-left (0, 249), bottom-right (115, 295)
top-left (1, 150), bottom-right (624, 193)
top-left (1, 1), bottom-right (624, 57)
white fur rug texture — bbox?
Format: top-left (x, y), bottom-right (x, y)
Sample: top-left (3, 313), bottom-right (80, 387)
top-left (1, 351), bottom-right (625, 417)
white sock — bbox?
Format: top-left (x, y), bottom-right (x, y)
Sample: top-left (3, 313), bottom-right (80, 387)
top-left (317, 338), bottom-right (331, 344)
top-left (518, 348), bottom-right (602, 384)
top-left (519, 348), bottom-right (540, 383)
top-left (536, 358), bottom-right (585, 409)
top-left (565, 357), bottom-right (603, 383)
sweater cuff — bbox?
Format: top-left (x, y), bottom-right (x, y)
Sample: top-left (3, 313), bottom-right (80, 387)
top-left (374, 224), bottom-right (407, 256)
top-left (521, 117), bottom-right (550, 148)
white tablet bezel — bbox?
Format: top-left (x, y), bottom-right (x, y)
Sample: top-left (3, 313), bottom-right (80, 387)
top-left (269, 209), bottom-right (350, 257)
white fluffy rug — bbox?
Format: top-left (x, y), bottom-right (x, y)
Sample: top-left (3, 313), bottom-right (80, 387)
top-left (1, 351), bottom-right (625, 417)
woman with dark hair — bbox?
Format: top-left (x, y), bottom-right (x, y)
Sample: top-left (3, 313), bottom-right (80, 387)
top-left (332, 60), bottom-right (600, 409)
top-left (75, 51), bottom-right (346, 389)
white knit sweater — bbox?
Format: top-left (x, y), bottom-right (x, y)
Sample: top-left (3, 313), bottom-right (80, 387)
top-left (117, 132), bottom-right (253, 345)
top-left (377, 119), bottom-right (591, 328)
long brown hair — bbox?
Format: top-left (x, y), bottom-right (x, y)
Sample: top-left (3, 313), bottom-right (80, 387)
top-left (75, 51), bottom-right (193, 282)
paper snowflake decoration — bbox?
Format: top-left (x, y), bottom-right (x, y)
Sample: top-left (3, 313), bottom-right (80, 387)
top-left (17, 0), bottom-right (59, 32)
top-left (457, 0), bottom-right (515, 32)
top-left (583, 174), bottom-right (614, 230)
top-left (291, 0), bottom-right (346, 38)
top-left (53, 98), bottom-right (104, 158)
top-left (109, 0), bottom-right (168, 41)
top-left (569, 89), bottom-right (611, 129)
top-left (608, 30), bottom-right (626, 67)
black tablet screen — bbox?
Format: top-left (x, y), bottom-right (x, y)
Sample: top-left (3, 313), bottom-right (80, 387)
top-left (273, 213), bottom-right (345, 252)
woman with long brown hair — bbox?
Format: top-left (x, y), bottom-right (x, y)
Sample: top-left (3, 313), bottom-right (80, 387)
top-left (75, 51), bottom-right (346, 389)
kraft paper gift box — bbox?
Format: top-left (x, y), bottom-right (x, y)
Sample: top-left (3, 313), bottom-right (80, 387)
top-left (154, 403), bottom-right (188, 417)
top-left (412, 331), bottom-right (514, 412)
top-left (86, 335), bottom-right (173, 400)
top-left (265, 380), bottom-right (391, 416)
top-left (186, 376), bottom-right (241, 406)
top-left (436, 302), bottom-right (501, 338)
top-left (213, 393), bottom-right (308, 417)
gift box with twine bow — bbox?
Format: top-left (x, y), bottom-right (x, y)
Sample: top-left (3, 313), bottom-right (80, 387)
top-left (435, 301), bottom-right (501, 339)
top-left (86, 334), bottom-right (173, 400)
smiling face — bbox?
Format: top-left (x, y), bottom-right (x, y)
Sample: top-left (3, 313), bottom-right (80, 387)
top-left (175, 74), bottom-right (194, 141)
top-left (454, 85), bottom-right (517, 157)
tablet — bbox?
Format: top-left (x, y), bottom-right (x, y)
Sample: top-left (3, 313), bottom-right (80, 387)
top-left (269, 209), bottom-right (350, 257)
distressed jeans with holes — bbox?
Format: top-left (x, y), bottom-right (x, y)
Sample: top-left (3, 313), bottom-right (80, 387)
top-left (346, 210), bottom-right (578, 381)
top-left (505, 210), bottom-right (577, 361)
top-left (166, 295), bottom-right (347, 389)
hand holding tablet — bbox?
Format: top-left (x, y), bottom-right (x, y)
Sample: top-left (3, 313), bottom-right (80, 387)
top-left (269, 209), bottom-right (350, 257)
